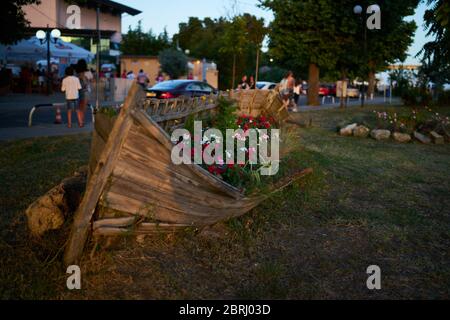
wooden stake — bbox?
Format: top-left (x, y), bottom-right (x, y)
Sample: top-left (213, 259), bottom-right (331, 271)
top-left (63, 83), bottom-right (145, 266)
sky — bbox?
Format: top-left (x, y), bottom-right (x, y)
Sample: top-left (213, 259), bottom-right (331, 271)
top-left (118, 0), bottom-right (431, 65)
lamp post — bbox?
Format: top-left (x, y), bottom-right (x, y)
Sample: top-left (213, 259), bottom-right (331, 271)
top-left (36, 25), bottom-right (60, 95)
top-left (353, 5), bottom-right (367, 108)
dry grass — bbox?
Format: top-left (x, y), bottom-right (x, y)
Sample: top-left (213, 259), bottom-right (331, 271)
top-left (1, 106), bottom-right (450, 299)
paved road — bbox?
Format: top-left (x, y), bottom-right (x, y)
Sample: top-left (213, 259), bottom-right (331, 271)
top-left (0, 93), bottom-right (121, 141)
top-left (294, 95), bottom-right (401, 112)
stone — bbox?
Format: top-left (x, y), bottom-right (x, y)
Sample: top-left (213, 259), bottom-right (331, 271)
top-left (25, 186), bottom-right (66, 237)
top-left (393, 132), bottom-right (412, 143)
top-left (371, 129), bottom-right (391, 141)
top-left (25, 167), bottom-right (87, 237)
top-left (414, 131), bottom-right (431, 144)
top-left (340, 123), bottom-right (358, 136)
top-left (430, 131), bottom-right (444, 145)
top-left (353, 125), bottom-right (370, 138)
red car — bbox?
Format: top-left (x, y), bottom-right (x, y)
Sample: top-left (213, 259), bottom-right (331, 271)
top-left (319, 84), bottom-right (336, 97)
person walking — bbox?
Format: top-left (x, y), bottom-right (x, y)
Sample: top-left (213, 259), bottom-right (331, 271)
top-left (249, 75), bottom-right (256, 89)
top-left (137, 69), bottom-right (149, 88)
top-left (75, 59), bottom-right (93, 128)
top-left (126, 70), bottom-right (136, 80)
top-left (156, 72), bottom-right (164, 83)
top-left (61, 66), bottom-right (81, 128)
top-left (293, 78), bottom-right (302, 107)
top-left (280, 71), bottom-right (295, 109)
top-left (238, 75), bottom-right (250, 90)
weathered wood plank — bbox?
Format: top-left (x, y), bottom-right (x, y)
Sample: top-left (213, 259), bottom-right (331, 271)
top-left (93, 217), bottom-right (136, 230)
top-left (64, 83), bottom-right (145, 266)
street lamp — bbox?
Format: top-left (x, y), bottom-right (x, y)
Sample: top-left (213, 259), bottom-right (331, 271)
top-left (353, 5), bottom-right (367, 108)
top-left (36, 25), bottom-right (60, 95)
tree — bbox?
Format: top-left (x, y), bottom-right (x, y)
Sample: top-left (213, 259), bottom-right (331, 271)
top-left (261, 0), bottom-right (359, 106)
top-left (1, 0), bottom-right (40, 45)
top-left (121, 21), bottom-right (171, 56)
top-left (244, 14), bottom-right (267, 84)
top-left (158, 48), bottom-right (188, 79)
top-left (418, 0), bottom-right (450, 86)
top-left (363, 1), bottom-right (418, 96)
top-left (261, 0), bottom-right (419, 105)
top-left (220, 16), bottom-right (248, 89)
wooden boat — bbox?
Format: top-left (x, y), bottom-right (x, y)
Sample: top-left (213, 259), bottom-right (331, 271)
top-left (64, 84), bottom-right (312, 265)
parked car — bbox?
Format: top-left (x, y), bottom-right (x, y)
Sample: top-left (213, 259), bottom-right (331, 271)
top-left (146, 80), bottom-right (218, 99)
top-left (319, 84), bottom-right (336, 96)
top-left (256, 81), bottom-right (277, 90)
top-left (347, 86), bottom-right (360, 98)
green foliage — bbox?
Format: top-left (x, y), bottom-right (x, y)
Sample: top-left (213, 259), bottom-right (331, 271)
top-left (97, 106), bottom-right (119, 118)
top-left (437, 90), bottom-right (450, 106)
top-left (211, 97), bottom-right (238, 133)
top-left (261, 0), bottom-right (418, 84)
top-left (1, 0), bottom-right (41, 45)
top-left (121, 21), bottom-right (171, 56)
top-left (158, 48), bottom-right (188, 79)
top-left (373, 107), bottom-right (449, 134)
top-left (418, 0), bottom-right (450, 84)
top-left (364, 1), bottom-right (418, 75)
top-left (172, 14), bottom-right (269, 90)
top-left (259, 66), bottom-right (288, 83)
top-left (401, 87), bottom-right (432, 107)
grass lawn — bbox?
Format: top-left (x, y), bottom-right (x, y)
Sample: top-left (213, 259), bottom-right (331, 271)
top-left (1, 105), bottom-right (449, 299)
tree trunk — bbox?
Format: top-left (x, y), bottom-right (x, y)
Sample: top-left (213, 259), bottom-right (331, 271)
top-left (307, 63), bottom-right (320, 106)
top-left (232, 54), bottom-right (236, 90)
top-left (368, 70), bottom-right (376, 98)
top-left (255, 48), bottom-right (260, 85)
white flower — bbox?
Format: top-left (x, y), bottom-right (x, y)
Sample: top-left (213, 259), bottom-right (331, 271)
top-left (239, 147), bottom-right (248, 153)
top-left (226, 151), bottom-right (232, 159)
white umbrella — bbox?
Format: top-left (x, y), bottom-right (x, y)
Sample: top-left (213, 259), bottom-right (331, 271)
top-left (29, 37), bottom-right (94, 63)
top-left (0, 39), bottom-right (46, 62)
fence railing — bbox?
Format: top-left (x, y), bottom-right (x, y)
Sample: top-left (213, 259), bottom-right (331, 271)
top-left (28, 103), bottom-right (95, 127)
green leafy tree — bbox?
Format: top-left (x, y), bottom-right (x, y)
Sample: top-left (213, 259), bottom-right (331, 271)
top-left (243, 14), bottom-right (267, 84)
top-left (418, 0), bottom-right (450, 86)
top-left (158, 48), bottom-right (188, 79)
top-left (364, 1), bottom-right (418, 96)
top-left (1, 0), bottom-right (40, 45)
top-left (121, 21), bottom-right (171, 56)
top-left (220, 16), bottom-right (248, 89)
top-left (261, 0), bottom-right (359, 106)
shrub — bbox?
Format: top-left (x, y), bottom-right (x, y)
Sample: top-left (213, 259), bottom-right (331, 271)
top-left (158, 48), bottom-right (188, 79)
top-left (437, 90), bottom-right (450, 107)
top-left (401, 87), bottom-right (432, 107)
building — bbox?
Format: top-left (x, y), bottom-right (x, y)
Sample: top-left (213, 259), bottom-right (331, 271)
top-left (121, 55), bottom-right (219, 88)
top-left (23, 0), bottom-right (141, 61)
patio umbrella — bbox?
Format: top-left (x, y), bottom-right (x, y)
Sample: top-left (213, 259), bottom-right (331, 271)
top-left (29, 37), bottom-right (95, 64)
top-left (0, 39), bottom-right (46, 63)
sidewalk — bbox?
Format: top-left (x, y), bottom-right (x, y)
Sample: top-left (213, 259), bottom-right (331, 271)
top-left (295, 96), bottom-right (402, 112)
top-left (0, 123), bottom-right (93, 141)
top-left (0, 93), bottom-right (121, 141)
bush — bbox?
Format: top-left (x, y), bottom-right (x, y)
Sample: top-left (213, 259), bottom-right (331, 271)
top-left (158, 48), bottom-right (188, 79)
top-left (401, 87), bottom-right (432, 107)
top-left (437, 90), bottom-right (450, 107)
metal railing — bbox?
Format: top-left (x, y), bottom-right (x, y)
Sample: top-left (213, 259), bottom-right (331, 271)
top-left (28, 103), bottom-right (95, 127)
